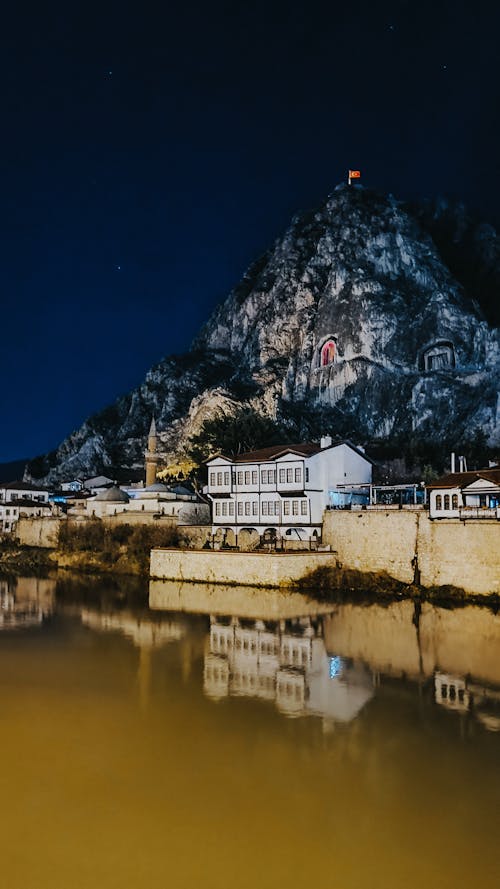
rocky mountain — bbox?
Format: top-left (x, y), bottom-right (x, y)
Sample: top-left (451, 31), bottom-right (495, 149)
top-left (28, 184), bottom-right (500, 483)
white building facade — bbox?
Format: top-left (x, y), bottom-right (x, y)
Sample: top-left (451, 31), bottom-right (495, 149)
top-left (427, 469), bottom-right (500, 520)
top-left (206, 437), bottom-right (372, 543)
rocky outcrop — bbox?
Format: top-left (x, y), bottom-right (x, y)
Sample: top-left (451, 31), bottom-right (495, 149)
top-left (29, 185), bottom-right (500, 483)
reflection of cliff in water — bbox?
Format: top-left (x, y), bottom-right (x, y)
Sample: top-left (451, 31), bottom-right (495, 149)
top-left (0, 576), bottom-right (55, 630)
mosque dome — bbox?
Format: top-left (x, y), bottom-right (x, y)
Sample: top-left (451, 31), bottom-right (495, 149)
top-left (94, 485), bottom-right (130, 503)
top-left (136, 482), bottom-right (174, 500)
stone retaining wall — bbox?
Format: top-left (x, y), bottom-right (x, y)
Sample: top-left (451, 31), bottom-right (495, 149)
top-left (323, 510), bottom-right (500, 595)
top-left (150, 549), bottom-right (334, 587)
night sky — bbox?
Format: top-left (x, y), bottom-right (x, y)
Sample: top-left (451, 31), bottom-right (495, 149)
top-left (1, 0), bottom-right (499, 463)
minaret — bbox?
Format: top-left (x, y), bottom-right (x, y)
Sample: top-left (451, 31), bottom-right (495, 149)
top-left (145, 416), bottom-right (158, 487)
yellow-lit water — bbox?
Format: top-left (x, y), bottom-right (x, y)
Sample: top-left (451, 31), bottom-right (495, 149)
top-left (1, 574), bottom-right (500, 889)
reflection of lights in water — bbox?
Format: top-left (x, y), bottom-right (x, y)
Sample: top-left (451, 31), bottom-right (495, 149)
top-left (329, 656), bottom-right (343, 679)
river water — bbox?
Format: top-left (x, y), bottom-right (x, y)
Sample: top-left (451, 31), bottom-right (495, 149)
top-left (1, 574), bottom-right (500, 889)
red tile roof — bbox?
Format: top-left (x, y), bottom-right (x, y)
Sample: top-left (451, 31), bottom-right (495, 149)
top-left (427, 468), bottom-right (500, 489)
top-left (232, 443), bottom-right (321, 463)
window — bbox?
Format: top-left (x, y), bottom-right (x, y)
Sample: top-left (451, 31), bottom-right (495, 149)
top-left (224, 471), bottom-right (230, 485)
top-left (228, 502), bottom-right (234, 515)
top-left (209, 472), bottom-right (216, 486)
top-left (435, 495), bottom-right (442, 510)
top-left (215, 503), bottom-right (221, 516)
top-left (217, 472), bottom-right (222, 485)
top-left (270, 470), bottom-right (276, 484)
top-left (237, 471), bottom-right (243, 485)
top-left (286, 468), bottom-right (293, 483)
top-left (6, 509), bottom-right (9, 516)
top-left (262, 501), bottom-right (268, 515)
top-left (305, 467), bottom-right (309, 483)
top-left (237, 502), bottom-right (243, 516)
top-left (321, 339), bottom-right (336, 366)
top-left (261, 470), bottom-right (267, 484)
top-left (245, 502), bottom-right (251, 515)
top-left (295, 467), bottom-right (301, 484)
top-left (283, 501), bottom-right (290, 515)
top-left (292, 500), bottom-right (299, 515)
top-left (274, 502), bottom-right (279, 515)
top-left (301, 500), bottom-right (308, 515)
top-left (222, 502), bottom-right (227, 516)
top-left (279, 468), bottom-right (285, 484)
top-left (252, 501), bottom-right (258, 515)
top-left (232, 471), bottom-right (236, 484)
top-left (444, 494), bottom-right (450, 510)
top-left (244, 471), bottom-right (250, 485)
top-left (452, 494), bottom-right (458, 509)
top-left (251, 470), bottom-right (258, 484)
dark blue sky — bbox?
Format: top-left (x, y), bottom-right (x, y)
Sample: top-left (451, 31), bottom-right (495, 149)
top-left (1, 0), bottom-right (499, 462)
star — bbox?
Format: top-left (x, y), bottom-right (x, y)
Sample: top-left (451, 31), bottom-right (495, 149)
top-left (387, 23), bottom-right (395, 31)
top-left (116, 265), bottom-right (121, 271)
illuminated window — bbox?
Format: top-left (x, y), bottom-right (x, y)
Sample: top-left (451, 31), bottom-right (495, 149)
top-left (435, 495), bottom-right (442, 510)
top-left (452, 494), bottom-right (458, 509)
top-left (321, 339), bottom-right (336, 366)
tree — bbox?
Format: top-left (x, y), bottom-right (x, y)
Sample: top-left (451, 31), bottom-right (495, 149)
top-left (187, 408), bottom-right (292, 465)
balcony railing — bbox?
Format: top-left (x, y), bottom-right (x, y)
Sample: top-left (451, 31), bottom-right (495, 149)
top-left (459, 507), bottom-right (500, 520)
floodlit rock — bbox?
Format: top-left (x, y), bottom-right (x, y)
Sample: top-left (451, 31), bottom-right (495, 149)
top-left (29, 185), bottom-right (500, 482)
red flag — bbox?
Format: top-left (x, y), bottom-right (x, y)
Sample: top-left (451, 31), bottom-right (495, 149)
top-left (349, 170), bottom-right (361, 179)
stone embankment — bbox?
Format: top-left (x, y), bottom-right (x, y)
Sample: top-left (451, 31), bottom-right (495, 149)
top-left (322, 510), bottom-right (500, 596)
top-left (150, 511), bottom-right (500, 598)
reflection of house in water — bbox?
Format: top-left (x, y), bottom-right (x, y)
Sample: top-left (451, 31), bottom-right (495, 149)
top-left (80, 608), bottom-right (186, 648)
top-left (435, 672), bottom-right (500, 732)
top-left (204, 615), bottom-right (374, 722)
top-left (0, 577), bottom-right (55, 630)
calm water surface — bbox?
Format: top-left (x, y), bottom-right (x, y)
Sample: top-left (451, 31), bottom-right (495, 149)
top-left (1, 574), bottom-right (500, 889)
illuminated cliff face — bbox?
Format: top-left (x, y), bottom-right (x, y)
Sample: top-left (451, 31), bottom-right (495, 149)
top-left (30, 186), bottom-right (500, 482)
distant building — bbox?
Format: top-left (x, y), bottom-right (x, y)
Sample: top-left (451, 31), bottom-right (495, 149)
top-left (0, 480), bottom-right (50, 504)
top-left (427, 469), bottom-right (500, 519)
top-left (206, 437), bottom-right (373, 543)
top-left (0, 481), bottom-right (53, 534)
top-left (69, 420), bottom-right (209, 524)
